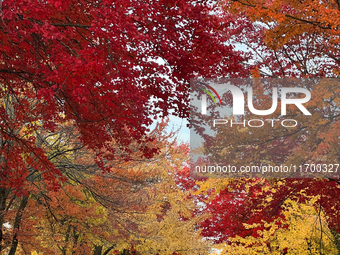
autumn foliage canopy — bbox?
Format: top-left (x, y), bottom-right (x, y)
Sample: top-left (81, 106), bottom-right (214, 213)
top-left (1, 0), bottom-right (340, 254)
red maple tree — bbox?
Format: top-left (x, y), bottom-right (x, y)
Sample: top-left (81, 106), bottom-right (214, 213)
top-left (0, 0), bottom-right (246, 192)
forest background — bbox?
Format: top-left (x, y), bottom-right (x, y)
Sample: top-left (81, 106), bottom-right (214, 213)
top-left (1, 0), bottom-right (340, 254)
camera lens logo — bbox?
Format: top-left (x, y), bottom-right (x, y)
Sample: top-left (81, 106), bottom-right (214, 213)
top-left (198, 82), bottom-right (223, 115)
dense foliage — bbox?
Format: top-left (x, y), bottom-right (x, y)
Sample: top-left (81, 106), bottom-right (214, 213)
top-left (1, 0), bottom-right (340, 254)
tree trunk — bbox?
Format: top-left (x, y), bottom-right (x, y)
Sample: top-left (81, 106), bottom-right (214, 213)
top-left (93, 245), bottom-right (103, 255)
top-left (8, 195), bottom-right (29, 255)
top-left (0, 187), bottom-right (8, 252)
top-left (102, 246), bottom-right (115, 255)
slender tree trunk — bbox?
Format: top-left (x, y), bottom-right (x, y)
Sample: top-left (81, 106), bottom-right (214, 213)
top-left (71, 226), bottom-right (80, 255)
top-left (1, 92), bottom-right (16, 252)
top-left (93, 245), bottom-right (103, 255)
top-left (0, 187), bottom-right (8, 252)
top-left (60, 224), bottom-right (72, 255)
top-left (102, 246), bottom-right (115, 255)
top-left (8, 195), bottom-right (29, 255)
top-left (93, 245), bottom-right (115, 255)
